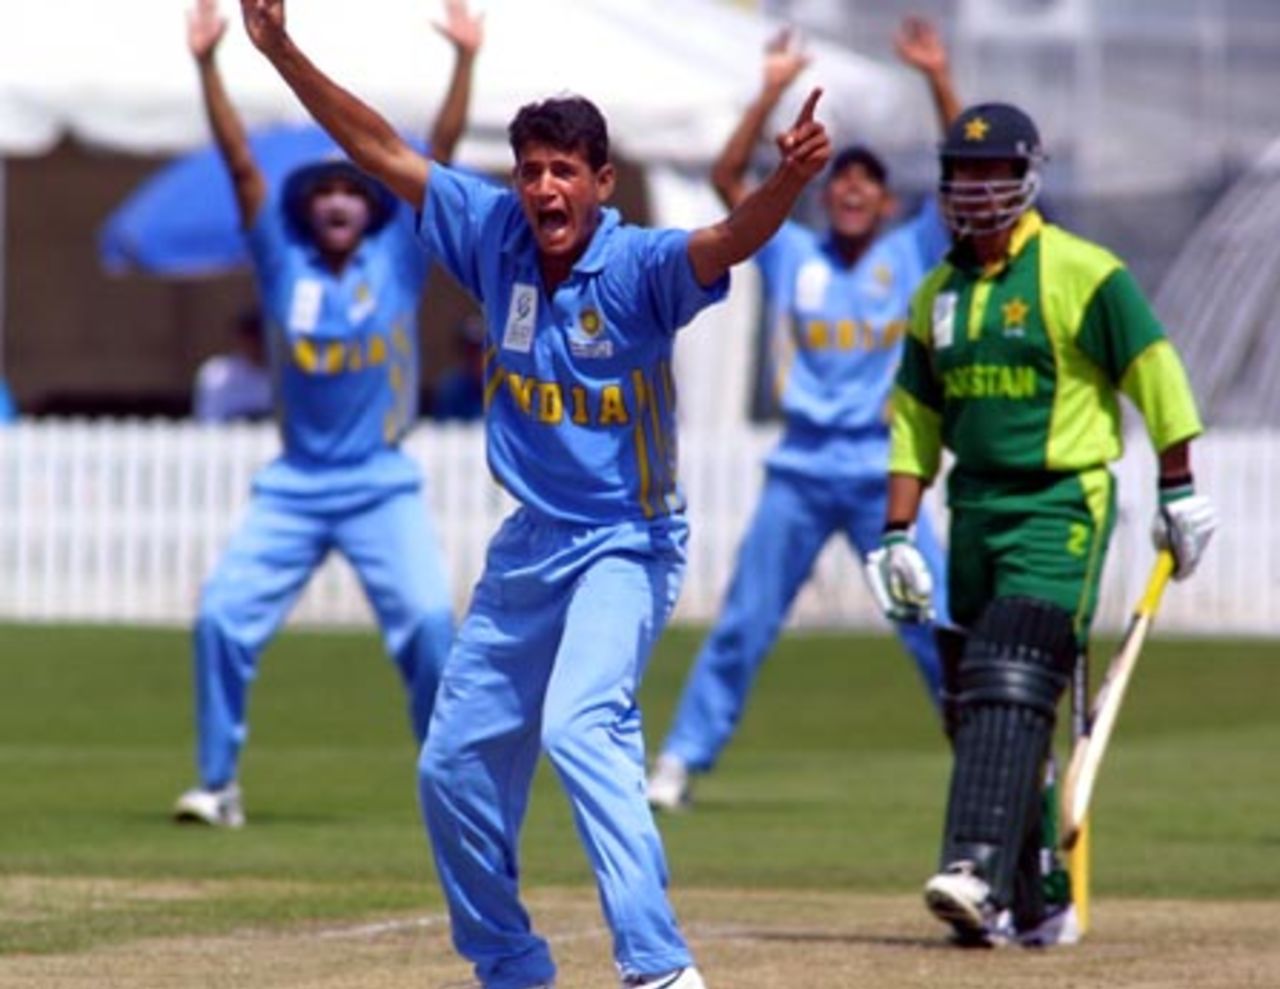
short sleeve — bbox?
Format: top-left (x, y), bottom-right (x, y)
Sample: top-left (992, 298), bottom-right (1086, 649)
top-left (639, 228), bottom-right (730, 334)
top-left (382, 204), bottom-right (432, 288)
top-left (244, 197), bottom-right (292, 283)
top-left (418, 164), bottom-right (514, 299)
top-left (1075, 267), bottom-right (1166, 383)
top-left (753, 220), bottom-right (808, 302)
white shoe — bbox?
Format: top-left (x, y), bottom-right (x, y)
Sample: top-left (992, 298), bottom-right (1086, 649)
top-left (924, 861), bottom-right (1012, 947)
top-left (173, 782), bottom-right (245, 828)
top-left (622, 967), bottom-right (706, 989)
top-left (646, 755), bottom-right (691, 812)
top-left (1018, 903), bottom-right (1081, 947)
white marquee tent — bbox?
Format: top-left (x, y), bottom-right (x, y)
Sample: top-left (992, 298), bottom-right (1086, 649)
top-left (0, 0), bottom-right (936, 426)
top-left (0, 0), bottom-right (930, 163)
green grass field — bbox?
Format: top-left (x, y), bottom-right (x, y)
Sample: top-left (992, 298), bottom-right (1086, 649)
top-left (1, 623), bottom-right (1277, 959)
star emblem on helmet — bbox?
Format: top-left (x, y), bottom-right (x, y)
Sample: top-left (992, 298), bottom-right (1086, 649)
top-left (964, 116), bottom-right (990, 142)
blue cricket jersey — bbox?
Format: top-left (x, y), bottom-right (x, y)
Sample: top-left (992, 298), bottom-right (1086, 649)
top-left (246, 199), bottom-right (431, 505)
top-left (419, 165), bottom-right (729, 525)
top-left (756, 200), bottom-right (949, 480)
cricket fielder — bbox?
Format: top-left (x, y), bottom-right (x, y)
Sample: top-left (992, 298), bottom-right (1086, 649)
top-left (648, 17), bottom-right (960, 811)
top-left (173, 0), bottom-right (485, 828)
top-left (868, 102), bottom-right (1217, 945)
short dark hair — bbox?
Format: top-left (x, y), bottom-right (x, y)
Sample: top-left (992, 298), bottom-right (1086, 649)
top-left (828, 145), bottom-right (890, 188)
top-left (508, 96), bottom-right (610, 171)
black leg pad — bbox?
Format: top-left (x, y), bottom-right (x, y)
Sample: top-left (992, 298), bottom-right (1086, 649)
top-left (939, 596), bottom-right (1076, 908)
top-left (935, 625), bottom-right (968, 740)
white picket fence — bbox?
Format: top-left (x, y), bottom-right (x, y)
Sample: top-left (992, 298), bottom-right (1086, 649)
top-left (0, 420), bottom-right (1271, 635)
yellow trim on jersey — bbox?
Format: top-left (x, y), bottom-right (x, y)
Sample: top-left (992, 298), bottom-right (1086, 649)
top-left (888, 385), bottom-right (943, 481)
top-left (981, 210), bottom-right (1045, 279)
top-left (1004, 210), bottom-right (1043, 266)
top-left (482, 346), bottom-right (504, 409)
top-left (966, 280), bottom-right (994, 341)
top-left (962, 214), bottom-right (1045, 340)
top-left (1041, 226), bottom-right (1125, 470)
top-left (1119, 340), bottom-right (1204, 451)
top-left (633, 418), bottom-right (655, 519)
top-left (659, 361), bottom-right (681, 513)
top-left (640, 367), bottom-right (673, 512)
top-left (632, 368), bottom-right (661, 518)
top-left (1072, 466), bottom-right (1113, 634)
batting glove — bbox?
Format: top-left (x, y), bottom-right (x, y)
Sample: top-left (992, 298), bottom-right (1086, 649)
top-left (865, 525), bottom-right (934, 623)
top-left (1152, 475), bottom-right (1217, 581)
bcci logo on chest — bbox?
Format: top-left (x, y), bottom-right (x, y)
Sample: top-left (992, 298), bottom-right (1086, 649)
top-left (569, 306), bottom-right (614, 358)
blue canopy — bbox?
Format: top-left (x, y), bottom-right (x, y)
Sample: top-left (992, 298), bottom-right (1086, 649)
top-left (98, 124), bottom-right (424, 277)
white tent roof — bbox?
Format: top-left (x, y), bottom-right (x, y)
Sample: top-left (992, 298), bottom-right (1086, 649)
top-left (0, 0), bottom-right (932, 167)
top-left (0, 0), bottom-right (945, 431)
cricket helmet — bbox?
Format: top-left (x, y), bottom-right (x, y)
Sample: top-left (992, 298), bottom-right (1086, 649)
top-left (938, 102), bottom-right (1045, 236)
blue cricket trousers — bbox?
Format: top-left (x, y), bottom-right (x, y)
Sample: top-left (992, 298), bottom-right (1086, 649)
top-left (661, 468), bottom-right (948, 772)
top-left (193, 485), bottom-right (454, 788)
top-left (419, 508), bottom-right (693, 989)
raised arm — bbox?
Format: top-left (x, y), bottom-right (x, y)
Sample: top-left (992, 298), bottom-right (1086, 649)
top-left (710, 28), bottom-right (811, 210)
top-left (240, 0), bottom-right (430, 207)
top-left (689, 87), bottom-right (831, 288)
top-left (429, 0), bottom-right (484, 165)
top-left (894, 15), bottom-right (960, 134)
top-left (189, 0), bottom-right (266, 226)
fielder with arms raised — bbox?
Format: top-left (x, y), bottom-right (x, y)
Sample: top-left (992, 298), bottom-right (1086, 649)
top-left (647, 17), bottom-right (960, 813)
top-left (868, 102), bottom-right (1216, 946)
top-left (239, 0), bottom-right (830, 986)
top-left (173, 0), bottom-right (484, 828)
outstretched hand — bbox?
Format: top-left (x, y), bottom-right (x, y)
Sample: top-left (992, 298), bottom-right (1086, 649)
top-left (775, 87), bottom-right (831, 182)
top-left (894, 15), bottom-right (948, 76)
top-left (433, 0), bottom-right (484, 57)
top-left (239, 0), bottom-right (287, 54)
top-left (187, 0), bottom-right (228, 61)
top-left (762, 27), bottom-right (810, 93)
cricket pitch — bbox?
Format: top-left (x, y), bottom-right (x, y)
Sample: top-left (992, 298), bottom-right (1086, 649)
top-left (2, 882), bottom-right (1277, 988)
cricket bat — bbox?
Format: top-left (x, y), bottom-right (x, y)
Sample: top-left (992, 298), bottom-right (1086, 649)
top-left (1060, 549), bottom-right (1175, 851)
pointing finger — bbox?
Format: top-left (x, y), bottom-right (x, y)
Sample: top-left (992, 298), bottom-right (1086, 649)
top-left (793, 86), bottom-right (823, 127)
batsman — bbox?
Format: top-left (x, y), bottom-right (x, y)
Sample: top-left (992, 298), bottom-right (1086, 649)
top-left (868, 101), bottom-right (1217, 946)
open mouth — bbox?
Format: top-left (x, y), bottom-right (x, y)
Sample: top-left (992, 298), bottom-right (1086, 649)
top-left (834, 196), bottom-right (872, 228)
top-left (537, 208), bottom-right (570, 239)
top-left (319, 210), bottom-right (356, 233)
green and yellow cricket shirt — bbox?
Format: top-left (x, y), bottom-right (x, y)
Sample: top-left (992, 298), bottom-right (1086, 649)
top-left (888, 210), bottom-right (1204, 630)
top-left (890, 209), bottom-right (1202, 496)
